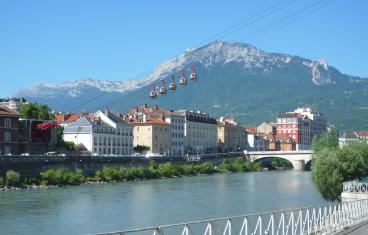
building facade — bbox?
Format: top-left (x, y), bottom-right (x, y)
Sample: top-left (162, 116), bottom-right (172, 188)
top-left (276, 113), bottom-right (312, 150)
top-left (131, 116), bottom-right (171, 156)
top-left (293, 107), bottom-right (327, 139)
top-left (0, 105), bottom-right (21, 154)
top-left (217, 117), bottom-right (247, 152)
top-left (177, 110), bottom-right (218, 154)
top-left (128, 105), bottom-right (184, 156)
top-left (63, 110), bottom-right (133, 155)
top-left (257, 121), bottom-right (276, 135)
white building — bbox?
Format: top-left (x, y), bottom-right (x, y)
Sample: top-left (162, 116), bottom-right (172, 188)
top-left (0, 98), bottom-right (28, 112)
top-left (246, 127), bottom-right (266, 151)
top-left (63, 110), bottom-right (133, 155)
top-left (176, 110), bottom-right (218, 154)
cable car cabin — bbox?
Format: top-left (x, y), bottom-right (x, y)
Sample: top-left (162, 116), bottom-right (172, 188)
top-left (149, 90), bottom-right (158, 99)
top-left (179, 69), bottom-right (187, 86)
top-left (169, 76), bottom-right (177, 92)
top-left (189, 72), bottom-right (197, 81)
top-left (189, 64), bottom-right (198, 81)
top-left (149, 84), bottom-right (158, 99)
top-left (159, 80), bottom-right (167, 95)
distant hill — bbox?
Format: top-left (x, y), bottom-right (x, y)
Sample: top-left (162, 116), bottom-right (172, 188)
top-left (16, 41), bottom-right (368, 131)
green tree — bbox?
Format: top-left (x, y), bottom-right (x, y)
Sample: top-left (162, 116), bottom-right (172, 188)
top-left (20, 103), bottom-right (51, 120)
top-left (312, 128), bottom-right (339, 152)
top-left (312, 149), bottom-right (344, 200)
top-left (133, 145), bottom-right (150, 153)
top-left (312, 134), bottom-right (368, 201)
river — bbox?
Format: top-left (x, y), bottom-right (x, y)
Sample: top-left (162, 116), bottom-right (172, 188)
top-left (0, 171), bottom-right (326, 235)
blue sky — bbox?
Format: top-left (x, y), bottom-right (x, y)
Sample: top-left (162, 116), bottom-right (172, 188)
top-left (1, 0), bottom-right (367, 97)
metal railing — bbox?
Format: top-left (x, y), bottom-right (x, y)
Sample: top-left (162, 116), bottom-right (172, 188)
top-left (96, 199), bottom-right (368, 235)
top-left (343, 180), bottom-right (368, 193)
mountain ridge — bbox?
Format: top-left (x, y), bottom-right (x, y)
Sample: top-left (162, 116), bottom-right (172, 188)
top-left (16, 41), bottom-right (368, 131)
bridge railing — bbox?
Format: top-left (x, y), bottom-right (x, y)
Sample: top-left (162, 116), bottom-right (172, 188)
top-left (96, 199), bottom-right (368, 235)
top-left (343, 180), bottom-right (368, 193)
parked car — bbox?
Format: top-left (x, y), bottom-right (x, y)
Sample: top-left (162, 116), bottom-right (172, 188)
top-left (44, 152), bottom-right (58, 156)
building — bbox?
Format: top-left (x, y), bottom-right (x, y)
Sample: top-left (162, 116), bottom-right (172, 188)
top-left (55, 113), bottom-right (81, 127)
top-left (217, 117), bottom-right (247, 152)
top-left (176, 110), bottom-right (218, 154)
top-left (128, 104), bottom-right (184, 156)
top-left (277, 133), bottom-right (296, 151)
top-left (0, 97), bottom-right (28, 112)
top-left (244, 126), bottom-right (266, 151)
top-left (293, 107), bottom-right (327, 139)
top-left (0, 105), bottom-right (21, 154)
top-left (63, 109), bottom-right (133, 155)
top-left (130, 114), bottom-right (171, 156)
top-left (276, 113), bottom-right (312, 150)
top-left (257, 121), bottom-right (276, 135)
top-left (264, 134), bottom-right (279, 151)
top-left (339, 131), bottom-right (368, 148)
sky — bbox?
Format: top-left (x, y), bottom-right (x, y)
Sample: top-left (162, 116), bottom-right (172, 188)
top-left (1, 0), bottom-right (367, 97)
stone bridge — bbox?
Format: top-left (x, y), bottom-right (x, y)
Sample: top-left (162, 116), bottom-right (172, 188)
top-left (245, 150), bottom-right (314, 170)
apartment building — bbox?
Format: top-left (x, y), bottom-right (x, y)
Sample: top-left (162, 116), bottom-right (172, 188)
top-left (130, 115), bottom-right (171, 156)
top-left (63, 109), bottom-right (133, 155)
top-left (128, 104), bottom-right (184, 156)
top-left (0, 105), bottom-right (21, 154)
top-left (177, 110), bottom-right (218, 154)
top-left (276, 113), bottom-right (312, 150)
top-left (0, 97), bottom-right (28, 112)
top-left (217, 117), bottom-right (247, 152)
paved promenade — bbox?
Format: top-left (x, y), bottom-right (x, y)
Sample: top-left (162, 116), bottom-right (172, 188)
top-left (335, 221), bottom-right (368, 235)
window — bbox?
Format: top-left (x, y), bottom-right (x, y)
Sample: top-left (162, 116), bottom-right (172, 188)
top-left (4, 118), bottom-right (11, 128)
top-left (4, 132), bottom-right (11, 142)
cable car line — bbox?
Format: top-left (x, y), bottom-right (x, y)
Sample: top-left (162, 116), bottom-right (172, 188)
top-left (69, 0), bottom-right (336, 111)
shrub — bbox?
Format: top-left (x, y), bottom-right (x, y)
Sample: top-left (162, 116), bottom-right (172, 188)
top-left (5, 170), bottom-right (21, 187)
top-left (157, 163), bottom-right (179, 177)
top-left (40, 168), bottom-right (85, 185)
top-left (0, 176), bottom-right (3, 187)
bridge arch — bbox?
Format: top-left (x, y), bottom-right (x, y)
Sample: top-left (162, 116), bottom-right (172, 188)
top-left (253, 156), bottom-right (294, 170)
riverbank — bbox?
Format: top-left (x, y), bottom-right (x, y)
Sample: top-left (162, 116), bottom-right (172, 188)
top-left (0, 158), bottom-right (262, 191)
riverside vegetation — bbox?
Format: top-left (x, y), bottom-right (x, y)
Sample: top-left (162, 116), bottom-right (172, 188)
top-left (312, 129), bottom-right (368, 201)
top-left (0, 158), bottom-right (262, 189)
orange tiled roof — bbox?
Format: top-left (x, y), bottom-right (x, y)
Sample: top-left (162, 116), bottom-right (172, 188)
top-left (55, 114), bottom-right (81, 124)
top-left (0, 105), bottom-right (20, 117)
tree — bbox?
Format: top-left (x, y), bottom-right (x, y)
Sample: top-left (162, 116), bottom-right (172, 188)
top-left (75, 143), bottom-right (88, 152)
top-left (133, 145), bottom-right (150, 153)
top-left (312, 128), bottom-right (339, 152)
top-left (312, 135), bottom-right (368, 201)
top-left (20, 103), bottom-right (51, 120)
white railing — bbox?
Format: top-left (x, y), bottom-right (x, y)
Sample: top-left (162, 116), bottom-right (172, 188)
top-left (96, 199), bottom-right (368, 235)
top-left (343, 180), bottom-right (368, 193)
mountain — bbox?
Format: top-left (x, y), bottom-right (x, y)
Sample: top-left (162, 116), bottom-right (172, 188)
top-left (16, 41), bottom-right (368, 131)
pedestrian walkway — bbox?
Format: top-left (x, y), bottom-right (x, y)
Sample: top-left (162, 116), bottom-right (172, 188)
top-left (335, 221), bottom-right (368, 235)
